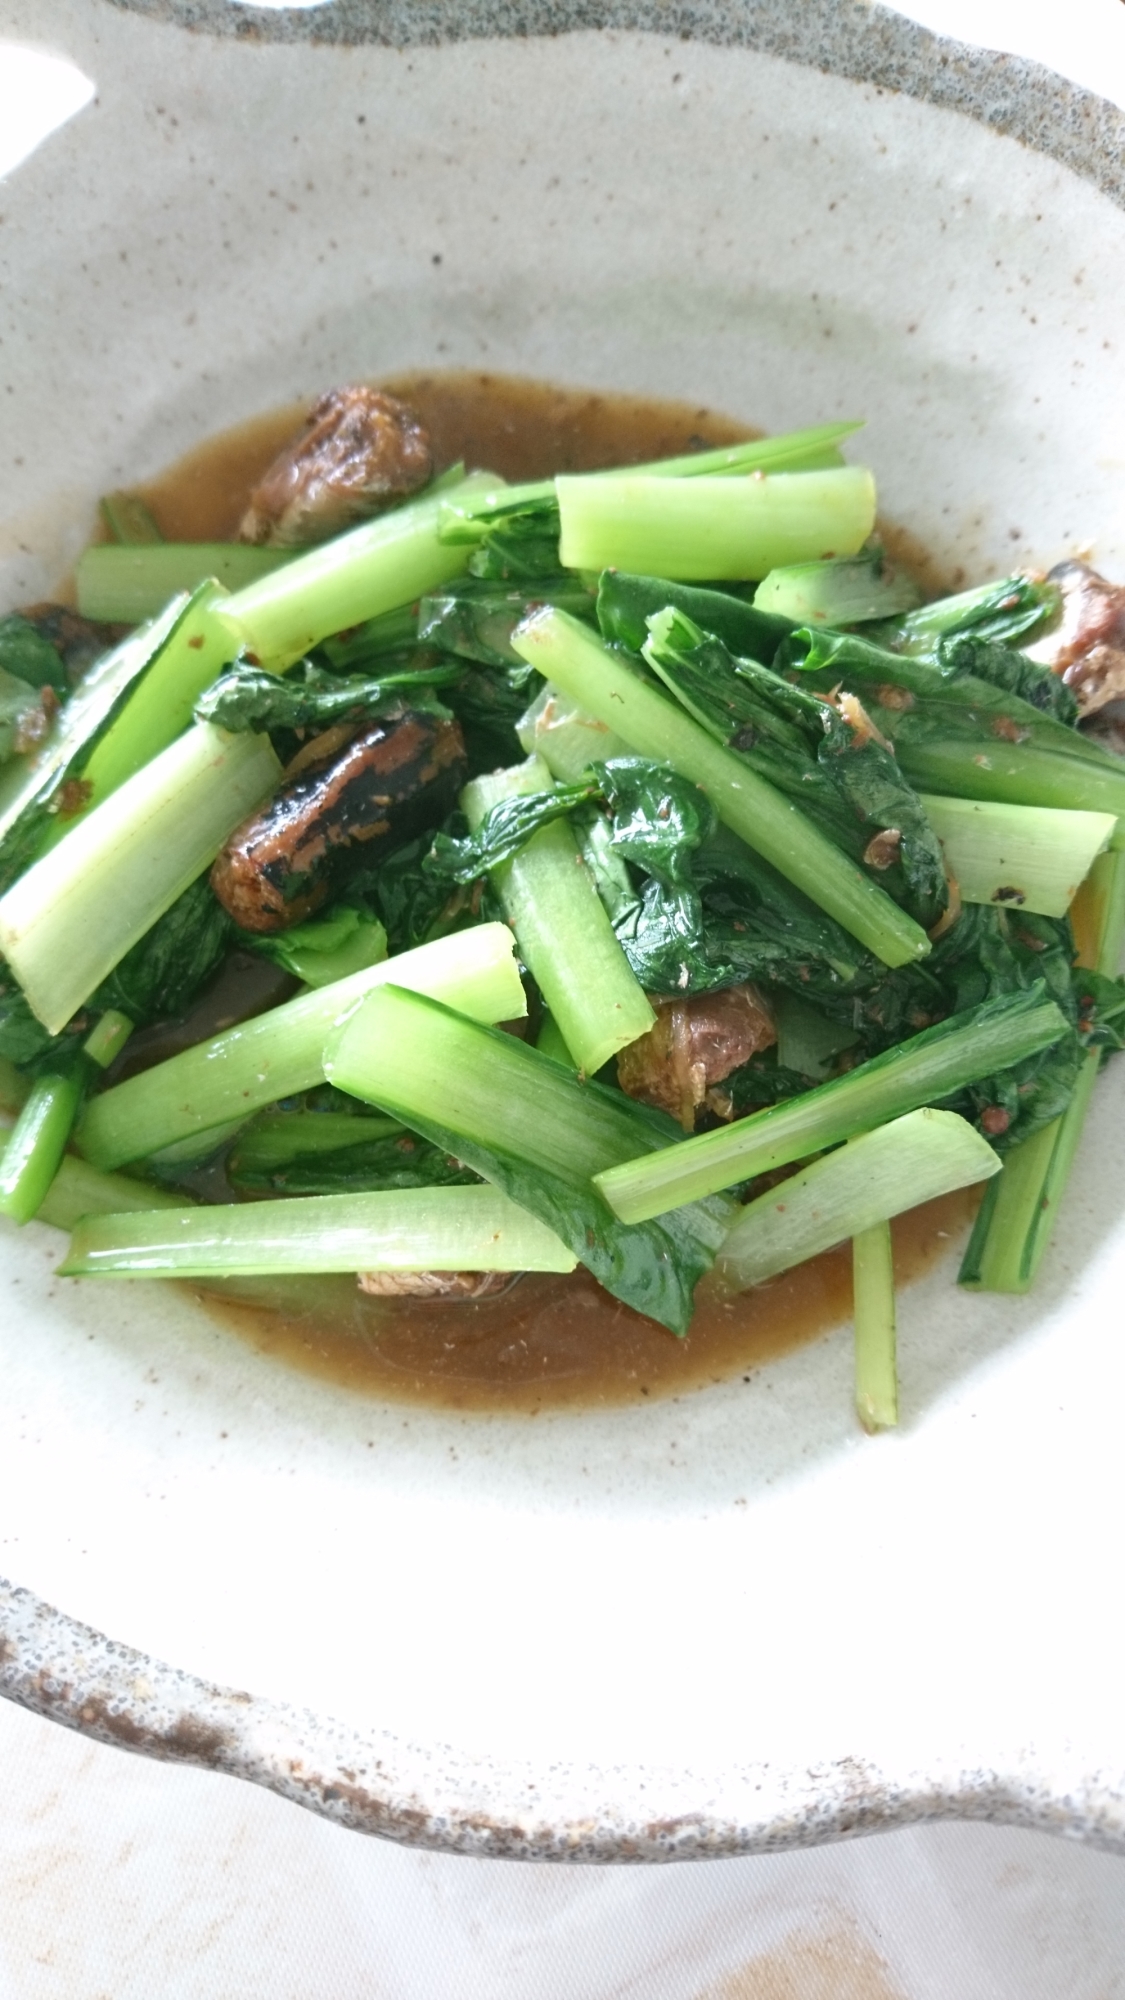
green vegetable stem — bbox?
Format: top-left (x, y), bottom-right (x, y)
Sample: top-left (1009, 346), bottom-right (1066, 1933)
top-left (510, 607), bottom-right (932, 969)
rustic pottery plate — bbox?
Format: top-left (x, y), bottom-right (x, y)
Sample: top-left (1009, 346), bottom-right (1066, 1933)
top-left (2, 0), bottom-right (1125, 1857)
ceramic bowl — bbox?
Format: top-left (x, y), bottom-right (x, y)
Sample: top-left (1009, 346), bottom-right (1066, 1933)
top-left (3, 0), bottom-right (1125, 1858)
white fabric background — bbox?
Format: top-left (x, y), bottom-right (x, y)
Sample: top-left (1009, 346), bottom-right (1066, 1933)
top-left (2, 1), bottom-right (1125, 1992)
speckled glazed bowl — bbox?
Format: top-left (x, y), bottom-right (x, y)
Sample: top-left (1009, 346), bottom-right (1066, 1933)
top-left (3, 0), bottom-right (1125, 1859)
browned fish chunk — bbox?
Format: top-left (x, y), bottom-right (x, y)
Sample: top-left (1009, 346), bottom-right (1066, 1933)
top-left (238, 386), bottom-right (433, 548)
top-left (617, 983), bottom-right (776, 1132)
top-left (210, 710), bottom-right (466, 933)
top-left (357, 1271), bottom-right (516, 1299)
top-left (1027, 560), bottom-right (1125, 716)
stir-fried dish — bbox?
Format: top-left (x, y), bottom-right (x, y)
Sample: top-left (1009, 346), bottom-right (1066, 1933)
top-left (2, 381), bottom-right (1124, 1431)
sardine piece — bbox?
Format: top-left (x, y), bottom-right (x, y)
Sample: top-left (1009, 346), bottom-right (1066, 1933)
top-left (210, 711), bottom-right (466, 933)
top-left (617, 984), bottom-right (777, 1132)
top-left (239, 386), bottom-right (433, 548)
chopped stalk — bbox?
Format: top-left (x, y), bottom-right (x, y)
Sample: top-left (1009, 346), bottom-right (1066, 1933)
top-left (249, 910), bottom-right (388, 988)
top-left (217, 472), bottom-right (495, 671)
top-left (462, 756), bottom-right (654, 1073)
top-left (2, 1105), bottom-right (188, 1232)
top-left (76, 923), bottom-right (525, 1169)
top-left (45, 585), bottom-right (241, 838)
top-left (229, 1110), bottom-right (405, 1173)
top-left (0, 593), bottom-right (192, 887)
top-left (517, 684), bottom-right (631, 784)
top-left (880, 574), bottom-right (1057, 654)
top-left (556, 468), bottom-right (876, 580)
top-left (713, 1108), bottom-right (999, 1291)
top-left (510, 608), bottom-right (930, 968)
top-left (0, 724), bottom-right (281, 1034)
top-left (98, 491), bottom-right (164, 545)
top-left (324, 984), bottom-right (733, 1334)
top-left (918, 796), bottom-right (1114, 918)
top-left (319, 601), bottom-right (423, 669)
top-left (418, 578), bottom-right (596, 669)
top-left (959, 844), bottom-right (1125, 1292)
top-left (596, 571), bottom-right (794, 663)
top-left (753, 553), bottom-right (922, 626)
top-left (853, 1220), bottom-right (898, 1432)
top-left (0, 1071), bottom-right (85, 1224)
top-left (38, 1158), bottom-right (185, 1232)
top-left (77, 545), bottom-right (289, 622)
top-left (897, 734), bottom-right (1125, 824)
top-left (0, 1008), bottom-right (133, 1224)
top-left (437, 422), bottom-right (864, 541)
top-left (535, 1013), bottom-right (578, 1068)
top-left (594, 990), bottom-right (1069, 1221)
top-left (82, 1009), bottom-right (134, 1069)
top-left (59, 1185), bottom-right (577, 1279)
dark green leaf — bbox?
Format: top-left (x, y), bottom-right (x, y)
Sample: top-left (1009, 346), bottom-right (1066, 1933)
top-left (0, 614), bottom-right (69, 696)
top-left (418, 577), bottom-right (595, 669)
top-left (194, 654), bottom-right (459, 734)
top-left (91, 876), bottom-right (232, 1026)
top-left (869, 573), bottom-right (1060, 654)
top-left (442, 662), bottom-right (545, 774)
top-left (936, 632), bottom-right (1078, 723)
top-left (645, 610), bottom-right (948, 929)
top-left (597, 570), bottom-right (793, 662)
top-left (466, 504), bottom-right (563, 581)
top-left (228, 1126), bottom-right (480, 1197)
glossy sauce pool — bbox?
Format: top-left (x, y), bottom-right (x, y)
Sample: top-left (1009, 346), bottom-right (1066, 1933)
top-left (134, 370), bottom-right (975, 1413)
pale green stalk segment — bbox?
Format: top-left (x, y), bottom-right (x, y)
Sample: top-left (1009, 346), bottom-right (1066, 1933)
top-left (0, 1072), bottom-right (85, 1224)
top-left (83, 1010), bottom-right (134, 1069)
top-left (59, 1185), bottom-right (577, 1279)
top-left (219, 472), bottom-right (495, 670)
top-left (0, 724), bottom-right (281, 1035)
top-left (958, 1113), bottom-right (1065, 1294)
top-left (0, 1005), bottom-right (133, 1225)
top-left (714, 1109), bottom-right (1000, 1292)
top-left (595, 995), bottom-right (1067, 1222)
top-left (54, 587), bottom-right (235, 823)
top-left (556, 468), bottom-right (876, 579)
top-left (918, 795), bottom-right (1114, 919)
top-left (76, 545), bottom-right (290, 623)
top-left (535, 1014), bottom-right (578, 1069)
top-left (1078, 844), bottom-right (1125, 977)
top-left (39, 1160), bottom-right (186, 1233)
top-left (510, 608), bottom-right (929, 969)
top-left (0, 595), bottom-right (188, 861)
top-left (325, 983), bottom-right (667, 1182)
top-left (607, 421), bottom-right (861, 482)
top-left (853, 1220), bottom-right (898, 1432)
top-left (437, 423), bottom-right (864, 539)
top-left (959, 844), bottom-right (1125, 1293)
top-left (146, 1117), bottom-right (251, 1169)
top-left (230, 1110), bottom-right (404, 1171)
top-left (0, 1105), bottom-right (185, 1232)
top-left (516, 684), bottom-right (632, 784)
top-left (76, 923), bottom-right (525, 1170)
top-left (462, 756), bottom-right (654, 1073)
top-left (37, 586), bottom-right (239, 853)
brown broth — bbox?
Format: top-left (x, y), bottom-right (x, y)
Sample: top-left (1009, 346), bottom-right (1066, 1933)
top-left (130, 369), bottom-right (971, 1412)
top-left (197, 1189), bottom-right (978, 1414)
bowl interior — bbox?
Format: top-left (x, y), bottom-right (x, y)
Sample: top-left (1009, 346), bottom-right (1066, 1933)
top-left (3, 6), bottom-right (1125, 1852)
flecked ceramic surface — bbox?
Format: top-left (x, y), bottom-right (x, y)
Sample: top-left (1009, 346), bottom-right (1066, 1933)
top-left (3, 0), bottom-right (1125, 1856)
